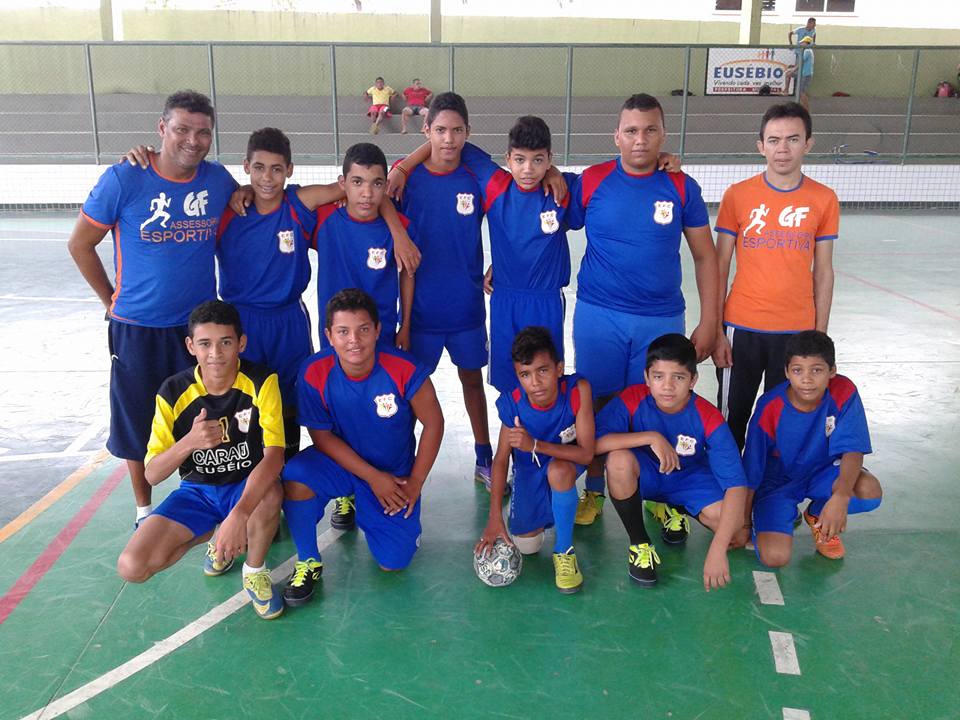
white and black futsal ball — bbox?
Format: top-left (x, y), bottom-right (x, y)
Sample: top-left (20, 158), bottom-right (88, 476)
top-left (474, 538), bottom-right (522, 587)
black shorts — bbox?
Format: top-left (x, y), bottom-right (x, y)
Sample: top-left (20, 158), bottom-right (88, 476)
top-left (407, 105), bottom-right (424, 115)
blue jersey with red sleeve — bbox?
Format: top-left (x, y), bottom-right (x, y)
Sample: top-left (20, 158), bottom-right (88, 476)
top-left (460, 143), bottom-right (578, 291)
top-left (566, 160), bottom-right (709, 317)
top-left (495, 373), bottom-right (584, 473)
top-left (216, 185), bottom-right (315, 309)
top-left (297, 346), bottom-right (430, 477)
top-left (743, 376), bottom-right (872, 490)
top-left (596, 384), bottom-right (746, 490)
top-left (81, 159), bottom-right (238, 327)
top-left (312, 204), bottom-right (414, 336)
top-left (396, 161), bottom-right (484, 333)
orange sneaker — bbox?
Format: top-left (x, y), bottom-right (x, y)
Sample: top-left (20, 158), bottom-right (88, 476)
top-left (803, 510), bottom-right (845, 560)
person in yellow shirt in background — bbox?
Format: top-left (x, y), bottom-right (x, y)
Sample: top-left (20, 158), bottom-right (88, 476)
top-left (365, 77), bottom-right (398, 135)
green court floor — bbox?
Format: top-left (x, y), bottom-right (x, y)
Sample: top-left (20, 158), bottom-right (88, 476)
top-left (1, 212), bottom-right (958, 719)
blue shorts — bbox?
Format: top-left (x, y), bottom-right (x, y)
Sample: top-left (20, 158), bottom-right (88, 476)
top-left (489, 288), bottom-right (565, 393)
top-left (508, 458), bottom-right (586, 536)
top-left (282, 447), bottom-right (421, 570)
top-left (635, 450), bottom-right (727, 517)
top-left (107, 320), bottom-right (193, 461)
top-left (153, 479), bottom-right (247, 538)
top-left (753, 462), bottom-right (840, 535)
top-left (409, 324), bottom-right (488, 374)
top-left (238, 301), bottom-right (313, 409)
top-left (573, 300), bottom-right (684, 398)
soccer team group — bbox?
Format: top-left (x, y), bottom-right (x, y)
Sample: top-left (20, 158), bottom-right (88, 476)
top-left (67, 87), bottom-right (883, 619)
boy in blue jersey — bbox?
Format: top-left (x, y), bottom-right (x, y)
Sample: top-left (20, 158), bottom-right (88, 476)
top-left (570, 93), bottom-right (719, 529)
top-left (476, 327), bottom-right (595, 593)
top-left (313, 143), bottom-right (416, 352)
top-left (597, 334), bottom-right (747, 590)
top-left (743, 331), bottom-right (882, 565)
top-left (386, 92), bottom-right (496, 488)
top-left (117, 301), bottom-right (285, 619)
top-left (69, 91), bottom-right (238, 528)
top-left (280, 289), bottom-right (444, 606)
top-left (216, 132), bottom-right (419, 535)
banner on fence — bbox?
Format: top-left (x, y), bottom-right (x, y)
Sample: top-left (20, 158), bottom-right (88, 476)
top-left (705, 48), bottom-right (798, 96)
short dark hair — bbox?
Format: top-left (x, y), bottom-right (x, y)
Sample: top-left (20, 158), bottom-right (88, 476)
top-left (162, 90), bottom-right (215, 125)
top-left (342, 142), bottom-right (387, 179)
top-left (784, 330), bottom-right (836, 368)
top-left (412, 77), bottom-right (420, 83)
top-left (188, 300), bottom-right (242, 339)
top-left (426, 91), bottom-right (469, 127)
top-left (760, 101), bottom-right (813, 140)
top-left (375, 76), bottom-right (384, 82)
top-left (620, 93), bottom-right (665, 126)
top-left (511, 326), bottom-right (560, 365)
top-left (508, 116), bottom-right (552, 153)
top-left (645, 333), bottom-right (697, 375)
top-left (246, 127), bottom-right (291, 165)
top-left (325, 288), bottom-right (379, 329)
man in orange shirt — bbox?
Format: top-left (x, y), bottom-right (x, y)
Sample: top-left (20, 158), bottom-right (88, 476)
top-left (713, 102), bottom-right (839, 449)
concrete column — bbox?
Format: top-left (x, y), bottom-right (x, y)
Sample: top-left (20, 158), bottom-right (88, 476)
top-left (429, 0), bottom-right (441, 43)
top-left (99, 0), bottom-right (112, 40)
top-left (739, 0), bottom-right (762, 45)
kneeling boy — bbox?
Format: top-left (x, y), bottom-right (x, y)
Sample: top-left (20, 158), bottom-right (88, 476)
top-left (476, 327), bottom-right (595, 593)
top-left (117, 300), bottom-right (285, 620)
top-left (281, 289), bottom-right (444, 606)
top-left (744, 330), bottom-right (882, 565)
top-left (596, 334), bottom-right (747, 590)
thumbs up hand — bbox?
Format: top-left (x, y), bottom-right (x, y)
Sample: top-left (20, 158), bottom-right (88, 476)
top-left (188, 407), bottom-right (224, 450)
top-left (508, 415), bottom-right (534, 452)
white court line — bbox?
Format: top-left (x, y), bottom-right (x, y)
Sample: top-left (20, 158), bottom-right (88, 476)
top-left (0, 450), bottom-right (98, 464)
top-left (768, 631), bottom-right (802, 676)
top-left (64, 421), bottom-right (106, 455)
top-left (22, 527), bottom-right (344, 720)
top-left (0, 294), bottom-right (100, 302)
top-left (782, 709), bottom-right (811, 720)
top-left (752, 571), bottom-right (785, 606)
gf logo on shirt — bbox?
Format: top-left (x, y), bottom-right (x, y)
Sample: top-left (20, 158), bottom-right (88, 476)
top-left (375, 393), bottom-right (398, 418)
top-left (778, 205), bottom-right (810, 227)
top-left (184, 190), bottom-right (209, 217)
top-left (456, 193), bottom-right (475, 216)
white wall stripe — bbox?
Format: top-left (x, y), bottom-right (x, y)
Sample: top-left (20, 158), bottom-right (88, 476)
top-left (22, 527), bottom-right (344, 720)
top-left (752, 570), bottom-right (785, 606)
top-left (769, 631), bottom-right (802, 676)
top-left (782, 708), bottom-right (811, 720)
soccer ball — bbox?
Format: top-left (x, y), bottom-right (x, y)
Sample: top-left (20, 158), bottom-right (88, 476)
top-left (474, 538), bottom-right (522, 587)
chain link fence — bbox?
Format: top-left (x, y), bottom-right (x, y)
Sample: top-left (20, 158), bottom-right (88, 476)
top-left (0, 41), bottom-right (957, 167)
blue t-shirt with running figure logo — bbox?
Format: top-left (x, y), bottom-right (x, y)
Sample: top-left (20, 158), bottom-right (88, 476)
top-left (566, 159), bottom-right (709, 317)
top-left (81, 158), bottom-right (237, 327)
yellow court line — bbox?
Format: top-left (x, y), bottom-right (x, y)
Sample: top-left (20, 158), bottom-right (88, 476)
top-left (0, 449), bottom-right (111, 544)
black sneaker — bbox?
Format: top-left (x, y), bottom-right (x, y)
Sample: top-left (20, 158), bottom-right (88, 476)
top-left (330, 495), bottom-right (356, 530)
top-left (283, 558), bottom-right (323, 606)
top-left (628, 543), bottom-right (661, 587)
top-left (646, 501), bottom-right (690, 544)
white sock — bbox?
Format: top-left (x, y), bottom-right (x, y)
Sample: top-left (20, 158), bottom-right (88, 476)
top-left (135, 504), bottom-right (153, 521)
top-left (242, 562), bottom-right (265, 577)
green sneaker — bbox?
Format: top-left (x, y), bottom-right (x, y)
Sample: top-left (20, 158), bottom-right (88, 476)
top-left (552, 548), bottom-right (584, 594)
top-left (243, 570), bottom-right (284, 620)
top-left (645, 501), bottom-right (689, 544)
top-left (283, 558), bottom-right (323, 606)
top-left (574, 491), bottom-right (605, 526)
top-left (202, 541), bottom-right (235, 577)
top-left (627, 543), bottom-right (661, 587)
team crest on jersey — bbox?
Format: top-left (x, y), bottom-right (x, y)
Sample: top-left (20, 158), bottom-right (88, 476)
top-left (540, 210), bottom-right (560, 234)
top-left (653, 201), bottom-right (674, 225)
top-left (367, 247), bottom-right (388, 270)
top-left (234, 408), bottom-right (252, 434)
top-left (825, 415), bottom-right (836, 437)
top-left (456, 193), bottom-right (475, 216)
top-left (277, 230), bottom-right (295, 254)
top-left (558, 423), bottom-right (577, 444)
top-left (675, 434), bottom-right (697, 456)
top-left (375, 393), bottom-right (398, 418)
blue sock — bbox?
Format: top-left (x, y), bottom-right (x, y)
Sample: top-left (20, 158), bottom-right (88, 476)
top-left (807, 497), bottom-right (826, 517)
top-left (283, 496), bottom-right (321, 561)
top-left (808, 495), bottom-right (882, 517)
top-left (551, 486), bottom-right (578, 553)
top-left (585, 475), bottom-right (605, 494)
top-left (475, 443), bottom-right (493, 467)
